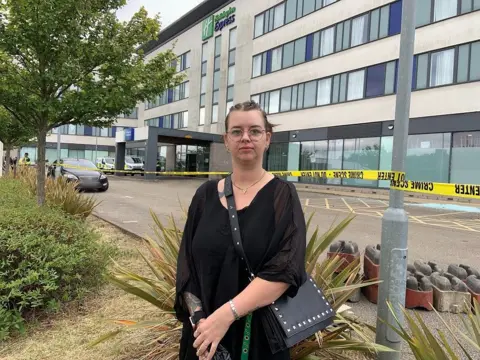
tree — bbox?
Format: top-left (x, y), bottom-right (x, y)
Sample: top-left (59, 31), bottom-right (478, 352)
top-left (0, 106), bottom-right (35, 176)
top-left (0, 0), bottom-right (185, 205)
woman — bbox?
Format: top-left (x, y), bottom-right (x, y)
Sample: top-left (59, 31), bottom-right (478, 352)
top-left (175, 101), bottom-right (307, 360)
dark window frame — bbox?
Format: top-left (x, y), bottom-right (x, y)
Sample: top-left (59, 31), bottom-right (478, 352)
top-left (251, 40), bottom-right (480, 115)
top-left (253, 0), bottom-right (340, 39)
top-left (251, 1), bottom-right (480, 79)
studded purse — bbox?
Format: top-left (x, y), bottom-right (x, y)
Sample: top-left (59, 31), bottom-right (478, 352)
top-left (224, 176), bottom-right (336, 354)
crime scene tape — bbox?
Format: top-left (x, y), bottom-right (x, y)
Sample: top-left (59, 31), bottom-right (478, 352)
top-left (58, 163), bottom-right (480, 200)
top-left (389, 179), bottom-right (480, 200)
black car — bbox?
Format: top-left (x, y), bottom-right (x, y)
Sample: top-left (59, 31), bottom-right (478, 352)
top-left (48, 158), bottom-right (109, 192)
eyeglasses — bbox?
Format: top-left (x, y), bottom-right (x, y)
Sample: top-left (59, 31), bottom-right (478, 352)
top-left (227, 128), bottom-right (265, 142)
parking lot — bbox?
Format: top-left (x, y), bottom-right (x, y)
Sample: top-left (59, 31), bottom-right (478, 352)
top-left (94, 177), bottom-right (480, 269)
top-left (302, 194), bottom-right (480, 233)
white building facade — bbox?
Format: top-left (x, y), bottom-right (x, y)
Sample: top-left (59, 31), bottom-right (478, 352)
top-left (19, 0), bottom-right (480, 187)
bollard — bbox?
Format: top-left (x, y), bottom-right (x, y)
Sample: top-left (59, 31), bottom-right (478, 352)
top-left (362, 245), bottom-right (381, 304)
top-left (328, 241), bottom-right (361, 302)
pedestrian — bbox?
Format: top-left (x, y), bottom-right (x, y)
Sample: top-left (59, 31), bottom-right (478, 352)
top-left (175, 100), bottom-right (308, 360)
top-left (19, 152), bottom-right (31, 166)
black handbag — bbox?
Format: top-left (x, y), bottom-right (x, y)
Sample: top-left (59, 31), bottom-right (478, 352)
top-left (224, 175), bottom-right (336, 354)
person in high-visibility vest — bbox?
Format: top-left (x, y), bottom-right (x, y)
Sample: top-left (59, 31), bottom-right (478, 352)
top-left (19, 153), bottom-right (31, 166)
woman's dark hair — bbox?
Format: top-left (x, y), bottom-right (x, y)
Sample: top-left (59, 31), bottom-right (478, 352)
top-left (225, 100), bottom-right (276, 133)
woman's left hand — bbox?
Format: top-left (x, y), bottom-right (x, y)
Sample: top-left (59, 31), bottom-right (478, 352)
top-left (193, 303), bottom-right (234, 360)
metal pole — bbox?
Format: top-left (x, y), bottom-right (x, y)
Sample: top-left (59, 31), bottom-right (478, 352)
top-left (375, 1), bottom-right (416, 359)
top-left (57, 127), bottom-right (61, 160)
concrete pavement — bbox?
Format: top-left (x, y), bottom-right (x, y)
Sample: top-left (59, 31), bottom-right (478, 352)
top-left (94, 177), bottom-right (480, 269)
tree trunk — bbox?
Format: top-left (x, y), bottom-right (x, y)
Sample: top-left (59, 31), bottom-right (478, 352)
top-left (4, 144), bottom-right (12, 176)
top-left (36, 129), bottom-right (47, 206)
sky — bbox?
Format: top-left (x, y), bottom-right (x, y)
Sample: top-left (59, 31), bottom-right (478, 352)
top-left (116, 0), bottom-right (204, 29)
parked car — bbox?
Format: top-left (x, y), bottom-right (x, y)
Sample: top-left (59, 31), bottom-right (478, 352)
top-left (125, 156), bottom-right (144, 176)
top-left (48, 158), bottom-right (109, 192)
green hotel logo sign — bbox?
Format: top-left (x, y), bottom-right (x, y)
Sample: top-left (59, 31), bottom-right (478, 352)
top-left (202, 7), bottom-right (236, 40)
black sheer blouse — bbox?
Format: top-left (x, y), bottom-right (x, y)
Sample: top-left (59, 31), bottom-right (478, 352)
top-left (175, 176), bottom-right (307, 360)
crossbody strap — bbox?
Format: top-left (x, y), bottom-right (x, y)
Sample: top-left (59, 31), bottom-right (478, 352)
top-left (224, 175), bottom-right (255, 281)
top-left (224, 175), bottom-right (253, 360)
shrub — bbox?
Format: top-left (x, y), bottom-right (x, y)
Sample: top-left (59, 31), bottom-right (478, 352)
top-left (0, 179), bottom-right (114, 339)
top-left (13, 166), bottom-right (99, 219)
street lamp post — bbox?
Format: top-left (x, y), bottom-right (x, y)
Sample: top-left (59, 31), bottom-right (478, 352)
top-left (375, 1), bottom-right (416, 359)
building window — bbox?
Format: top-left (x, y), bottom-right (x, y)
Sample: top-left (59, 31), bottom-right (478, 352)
top-left (227, 66), bottom-right (235, 86)
top-left (68, 124), bottom-right (76, 135)
top-left (252, 1), bottom-right (400, 78)
top-left (227, 27), bottom-right (236, 113)
top-left (470, 41), bottom-right (480, 81)
top-left (429, 48), bottom-right (455, 87)
top-left (272, 47), bottom-right (282, 71)
top-left (433, 0), bottom-right (457, 21)
top-left (255, 0), bottom-right (339, 37)
top-left (346, 70), bottom-right (365, 101)
top-left (212, 36), bottom-right (221, 123)
top-left (226, 101), bottom-right (233, 116)
top-left (282, 41), bottom-right (295, 68)
top-left (280, 87), bottom-right (292, 112)
top-left (451, 131), bottom-right (480, 184)
top-left (303, 80), bottom-right (317, 108)
top-left (342, 137), bottom-right (380, 187)
top-left (293, 37), bottom-right (306, 65)
top-left (199, 107), bottom-right (205, 126)
top-left (274, 3), bottom-right (285, 29)
top-left (320, 27), bottom-right (335, 56)
top-left (351, 14), bottom-right (369, 47)
top-left (254, 14), bottom-right (264, 38)
top-left (200, 42), bottom-right (208, 126)
top-left (366, 63), bottom-right (387, 98)
top-left (212, 104), bottom-right (219, 123)
top-left (175, 51), bottom-right (191, 72)
top-left (416, 0), bottom-right (432, 26)
top-left (252, 55), bottom-right (262, 77)
top-left (316, 78), bottom-right (331, 105)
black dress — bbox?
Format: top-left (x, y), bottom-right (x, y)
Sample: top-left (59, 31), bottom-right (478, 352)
top-left (175, 176), bottom-right (307, 360)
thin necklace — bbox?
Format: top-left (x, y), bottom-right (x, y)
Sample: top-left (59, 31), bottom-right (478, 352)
top-left (232, 170), bottom-right (267, 194)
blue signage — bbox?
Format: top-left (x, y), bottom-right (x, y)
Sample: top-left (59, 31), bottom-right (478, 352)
top-left (125, 128), bottom-right (135, 141)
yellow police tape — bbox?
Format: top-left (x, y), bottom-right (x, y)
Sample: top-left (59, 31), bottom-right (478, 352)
top-left (61, 164), bottom-right (480, 200)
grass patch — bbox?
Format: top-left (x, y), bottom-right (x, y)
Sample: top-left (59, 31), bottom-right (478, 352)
top-left (0, 218), bottom-right (158, 360)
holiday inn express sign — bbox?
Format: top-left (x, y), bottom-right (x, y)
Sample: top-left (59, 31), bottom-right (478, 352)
top-left (202, 7), bottom-right (236, 40)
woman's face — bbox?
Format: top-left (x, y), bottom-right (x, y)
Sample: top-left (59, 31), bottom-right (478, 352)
top-left (224, 110), bottom-right (271, 164)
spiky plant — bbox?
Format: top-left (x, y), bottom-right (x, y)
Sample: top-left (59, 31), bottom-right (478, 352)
top-left (91, 208), bottom-right (392, 359)
top-left (386, 299), bottom-right (480, 360)
top-left (13, 166), bottom-right (99, 218)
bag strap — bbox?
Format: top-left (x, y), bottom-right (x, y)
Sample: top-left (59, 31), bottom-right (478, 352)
top-left (224, 175), bottom-right (255, 281)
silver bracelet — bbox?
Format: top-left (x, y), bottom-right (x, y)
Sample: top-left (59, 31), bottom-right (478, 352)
top-left (229, 299), bottom-right (240, 321)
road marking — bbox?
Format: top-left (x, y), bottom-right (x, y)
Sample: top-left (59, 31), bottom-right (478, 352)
top-left (379, 200), bottom-right (389, 206)
top-left (416, 211), bottom-right (469, 218)
top-left (376, 211), bottom-right (383, 216)
top-left (123, 195), bottom-right (133, 199)
top-left (358, 199), bottom-right (371, 208)
top-left (122, 220), bottom-right (138, 223)
top-left (315, 205), bottom-right (480, 233)
top-left (341, 198), bottom-right (354, 213)
top-left (410, 216), bottom-right (426, 224)
top-left (325, 198), bottom-right (330, 209)
top-left (452, 222), bottom-right (476, 232)
top-left (305, 198), bottom-right (310, 207)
